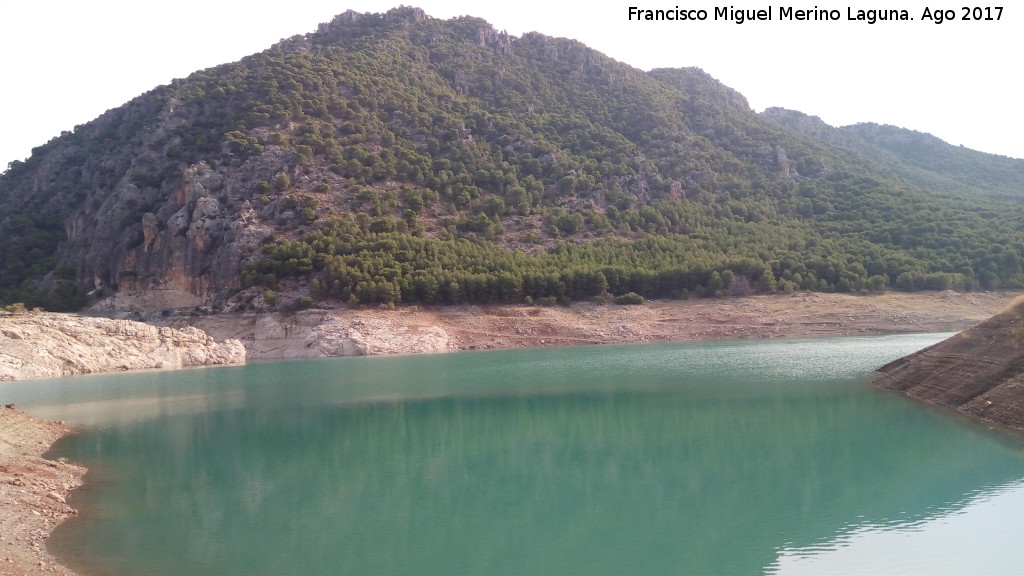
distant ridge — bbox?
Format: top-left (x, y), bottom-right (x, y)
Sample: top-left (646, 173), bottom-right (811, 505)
top-left (762, 108), bottom-right (1024, 200)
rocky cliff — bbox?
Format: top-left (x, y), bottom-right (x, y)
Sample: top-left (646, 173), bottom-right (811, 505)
top-left (875, 296), bottom-right (1024, 430)
top-left (0, 312), bottom-right (246, 381)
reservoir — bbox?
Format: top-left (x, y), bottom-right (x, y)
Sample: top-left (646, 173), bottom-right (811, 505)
top-left (4, 334), bottom-right (1024, 575)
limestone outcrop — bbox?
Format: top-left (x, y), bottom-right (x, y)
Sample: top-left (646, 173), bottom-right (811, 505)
top-left (176, 310), bottom-right (456, 359)
top-left (875, 296), bottom-right (1024, 430)
top-left (0, 312), bottom-right (246, 381)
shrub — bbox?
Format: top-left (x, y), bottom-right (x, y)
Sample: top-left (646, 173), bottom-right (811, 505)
top-left (613, 292), bottom-right (644, 305)
top-left (2, 302), bottom-right (28, 314)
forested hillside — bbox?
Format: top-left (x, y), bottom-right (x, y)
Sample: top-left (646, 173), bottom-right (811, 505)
top-left (3, 6), bottom-right (1024, 311)
top-left (762, 107), bottom-right (1024, 202)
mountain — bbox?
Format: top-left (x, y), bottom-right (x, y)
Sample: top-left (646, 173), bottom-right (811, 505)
top-left (875, 296), bottom-right (1024, 431)
top-left (762, 108), bottom-right (1024, 202)
top-left (3, 6), bottom-right (1024, 312)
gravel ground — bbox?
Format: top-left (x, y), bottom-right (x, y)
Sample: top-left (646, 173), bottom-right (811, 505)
top-left (0, 406), bottom-right (84, 576)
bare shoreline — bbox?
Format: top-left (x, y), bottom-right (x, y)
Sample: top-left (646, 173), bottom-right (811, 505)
top-left (177, 290), bottom-right (1022, 359)
top-left (2, 289), bottom-right (1020, 575)
top-left (428, 290), bottom-right (1017, 350)
top-left (0, 406), bottom-right (84, 576)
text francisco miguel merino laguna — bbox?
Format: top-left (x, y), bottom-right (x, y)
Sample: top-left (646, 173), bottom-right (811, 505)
top-left (627, 6), bottom-right (988, 24)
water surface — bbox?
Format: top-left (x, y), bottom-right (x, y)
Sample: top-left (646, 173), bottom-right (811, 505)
top-left (4, 334), bottom-right (1024, 575)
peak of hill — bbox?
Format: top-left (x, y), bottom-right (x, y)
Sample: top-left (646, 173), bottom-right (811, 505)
top-left (3, 6), bottom-right (1024, 312)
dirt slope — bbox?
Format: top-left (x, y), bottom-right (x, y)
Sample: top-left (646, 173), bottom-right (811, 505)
top-left (875, 295), bottom-right (1024, 430)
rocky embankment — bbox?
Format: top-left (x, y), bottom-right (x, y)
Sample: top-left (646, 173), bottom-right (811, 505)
top-left (174, 310), bottom-right (456, 359)
top-left (875, 296), bottom-right (1024, 431)
top-left (0, 406), bottom-right (84, 575)
top-left (0, 313), bottom-right (246, 381)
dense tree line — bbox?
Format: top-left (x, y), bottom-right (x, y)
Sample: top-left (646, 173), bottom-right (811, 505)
top-left (243, 211), bottom-right (992, 307)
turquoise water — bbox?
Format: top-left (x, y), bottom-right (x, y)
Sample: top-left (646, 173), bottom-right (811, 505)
top-left (5, 334), bottom-right (1024, 575)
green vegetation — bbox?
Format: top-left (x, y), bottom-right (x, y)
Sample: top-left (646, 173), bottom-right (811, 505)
top-left (614, 292), bottom-right (644, 305)
top-left (2, 302), bottom-right (28, 314)
top-left (242, 210), bottom-right (983, 306)
top-left (0, 212), bottom-right (88, 311)
top-left (3, 7), bottom-right (1024, 310)
top-left (764, 109), bottom-right (1024, 203)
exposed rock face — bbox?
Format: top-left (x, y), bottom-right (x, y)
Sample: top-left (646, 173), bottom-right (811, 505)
top-left (306, 317), bottom-right (453, 356)
top-left (76, 162), bottom-right (272, 300)
top-left (0, 312), bottom-right (246, 381)
top-left (176, 310), bottom-right (455, 359)
top-left (776, 145), bottom-right (794, 178)
top-left (875, 297), bottom-right (1024, 430)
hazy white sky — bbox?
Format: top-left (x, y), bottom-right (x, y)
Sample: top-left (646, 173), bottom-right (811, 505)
top-left (2, 1), bottom-right (1020, 169)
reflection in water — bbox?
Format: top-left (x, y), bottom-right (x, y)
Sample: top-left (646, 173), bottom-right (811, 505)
top-left (1, 335), bottom-right (1023, 575)
top-left (768, 479), bottom-right (1024, 575)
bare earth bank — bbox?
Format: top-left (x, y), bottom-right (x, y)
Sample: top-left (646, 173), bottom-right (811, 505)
top-left (174, 291), bottom-right (1021, 360)
top-left (876, 294), bottom-right (1024, 431)
top-left (0, 407), bottom-right (84, 576)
